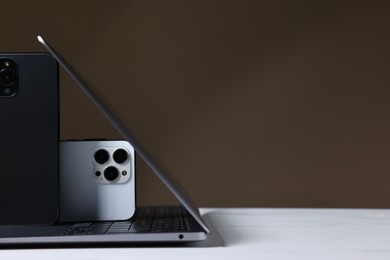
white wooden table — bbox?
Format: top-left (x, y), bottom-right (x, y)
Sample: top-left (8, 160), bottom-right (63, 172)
top-left (2, 208), bottom-right (390, 259)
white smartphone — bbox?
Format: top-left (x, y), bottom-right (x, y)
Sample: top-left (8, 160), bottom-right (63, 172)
top-left (59, 140), bottom-right (136, 222)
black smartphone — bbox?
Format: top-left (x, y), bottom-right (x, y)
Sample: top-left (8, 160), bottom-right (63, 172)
top-left (0, 53), bottom-right (59, 225)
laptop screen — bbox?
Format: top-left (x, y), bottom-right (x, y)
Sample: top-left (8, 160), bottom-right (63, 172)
top-left (37, 35), bottom-right (210, 234)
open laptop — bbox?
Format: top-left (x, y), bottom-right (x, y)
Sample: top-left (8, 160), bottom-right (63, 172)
top-left (0, 36), bottom-right (209, 245)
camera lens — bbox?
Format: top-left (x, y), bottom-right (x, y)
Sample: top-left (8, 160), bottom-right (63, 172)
top-left (0, 68), bottom-right (16, 86)
top-left (104, 166), bottom-right (119, 181)
top-left (94, 149), bottom-right (109, 164)
top-left (113, 149), bottom-right (128, 164)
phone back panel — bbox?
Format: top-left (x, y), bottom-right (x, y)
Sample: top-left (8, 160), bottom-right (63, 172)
top-left (59, 140), bottom-right (136, 222)
top-left (0, 53), bottom-right (59, 225)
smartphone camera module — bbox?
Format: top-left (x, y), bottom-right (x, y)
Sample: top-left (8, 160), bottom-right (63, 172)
top-left (0, 58), bottom-right (18, 97)
top-left (93, 146), bottom-right (132, 184)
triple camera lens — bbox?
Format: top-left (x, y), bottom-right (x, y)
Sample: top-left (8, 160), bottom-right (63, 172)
top-left (0, 59), bottom-right (19, 97)
top-left (113, 149), bottom-right (128, 164)
top-left (94, 149), bottom-right (109, 164)
top-left (94, 148), bottom-right (129, 182)
top-left (0, 68), bottom-right (16, 86)
top-left (104, 166), bottom-right (119, 182)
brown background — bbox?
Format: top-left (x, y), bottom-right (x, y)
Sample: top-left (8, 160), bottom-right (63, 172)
top-left (2, 1), bottom-right (390, 207)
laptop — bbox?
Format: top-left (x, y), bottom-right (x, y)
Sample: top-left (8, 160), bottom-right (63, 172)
top-left (0, 36), bottom-right (209, 245)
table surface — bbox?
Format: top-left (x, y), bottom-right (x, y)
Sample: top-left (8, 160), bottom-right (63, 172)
top-left (1, 207), bottom-right (390, 259)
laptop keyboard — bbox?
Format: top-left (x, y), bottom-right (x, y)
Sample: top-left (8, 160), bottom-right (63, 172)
top-left (61, 206), bottom-right (191, 236)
